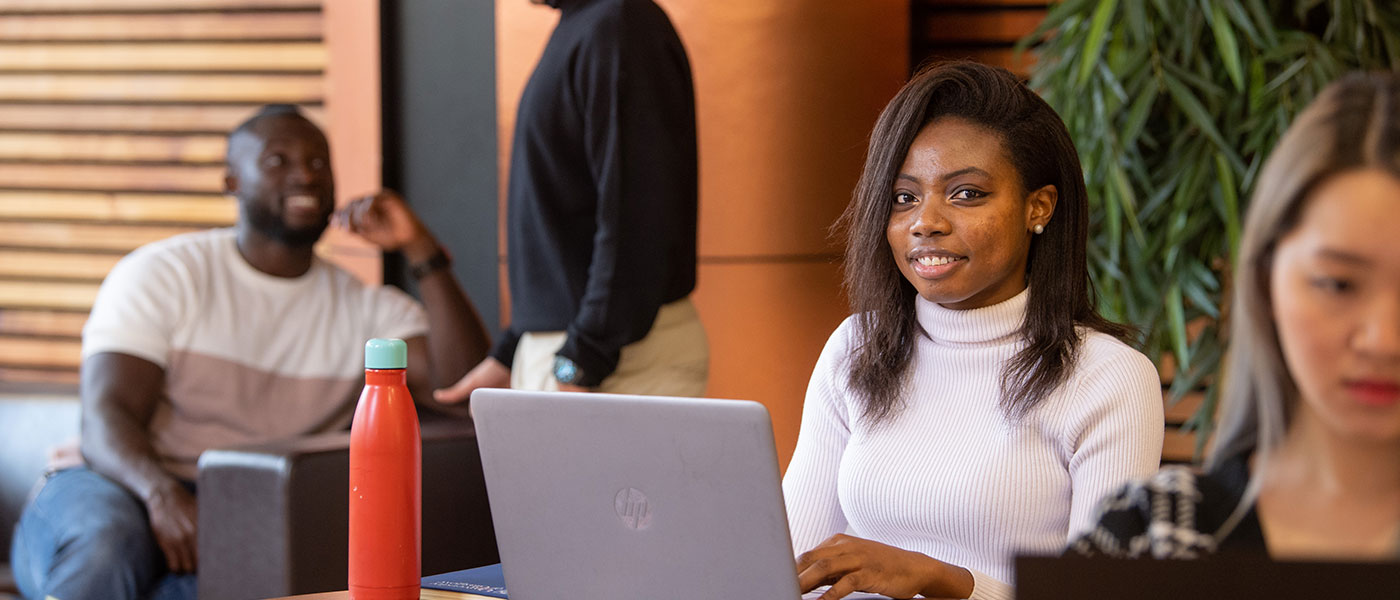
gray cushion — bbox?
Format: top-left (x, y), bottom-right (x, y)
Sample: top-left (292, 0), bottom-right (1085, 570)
top-left (0, 396), bottom-right (81, 566)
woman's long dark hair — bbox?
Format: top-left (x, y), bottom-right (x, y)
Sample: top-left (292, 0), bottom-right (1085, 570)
top-left (837, 61), bottom-right (1132, 423)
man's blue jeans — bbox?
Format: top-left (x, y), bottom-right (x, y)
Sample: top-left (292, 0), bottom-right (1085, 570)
top-left (9, 467), bottom-right (196, 600)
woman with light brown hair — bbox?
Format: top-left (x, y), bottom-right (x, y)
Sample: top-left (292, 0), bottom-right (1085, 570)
top-left (1072, 71), bottom-right (1400, 560)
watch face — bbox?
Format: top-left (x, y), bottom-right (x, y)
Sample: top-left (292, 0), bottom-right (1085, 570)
top-left (553, 356), bottom-right (580, 384)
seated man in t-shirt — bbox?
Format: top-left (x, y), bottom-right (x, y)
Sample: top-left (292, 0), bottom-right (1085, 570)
top-left (8, 104), bottom-right (491, 600)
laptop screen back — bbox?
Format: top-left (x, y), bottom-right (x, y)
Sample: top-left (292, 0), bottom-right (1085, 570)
top-left (471, 389), bottom-right (801, 600)
top-left (1016, 554), bottom-right (1400, 599)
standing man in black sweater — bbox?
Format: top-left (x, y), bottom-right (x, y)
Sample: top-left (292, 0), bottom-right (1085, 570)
top-left (436, 0), bottom-right (706, 402)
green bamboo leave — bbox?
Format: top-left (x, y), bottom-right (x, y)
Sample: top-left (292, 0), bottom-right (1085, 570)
top-left (1209, 2), bottom-right (1246, 90)
top-left (1025, 0), bottom-right (1400, 456)
top-left (1166, 283), bottom-right (1190, 371)
top-left (1110, 163), bottom-right (1147, 247)
top-left (1215, 153), bottom-right (1242, 260)
top-left (1077, 0), bottom-right (1120, 88)
top-left (1162, 76), bottom-right (1244, 171)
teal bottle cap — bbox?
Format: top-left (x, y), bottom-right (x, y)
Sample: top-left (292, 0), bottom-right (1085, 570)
top-left (364, 338), bottom-right (407, 369)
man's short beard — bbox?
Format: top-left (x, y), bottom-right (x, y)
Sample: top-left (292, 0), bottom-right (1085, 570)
top-left (244, 203), bottom-right (328, 248)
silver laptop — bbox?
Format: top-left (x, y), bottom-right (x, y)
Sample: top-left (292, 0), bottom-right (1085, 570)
top-left (471, 389), bottom-right (802, 599)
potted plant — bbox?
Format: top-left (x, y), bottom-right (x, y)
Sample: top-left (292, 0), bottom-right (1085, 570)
top-left (1020, 0), bottom-right (1400, 455)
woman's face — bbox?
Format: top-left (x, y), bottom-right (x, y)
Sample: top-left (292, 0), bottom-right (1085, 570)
top-left (1271, 168), bottom-right (1400, 443)
top-left (886, 117), bottom-right (1055, 310)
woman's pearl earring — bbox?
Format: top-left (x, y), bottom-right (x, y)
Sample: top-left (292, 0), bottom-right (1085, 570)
top-left (1033, 224), bottom-right (1044, 234)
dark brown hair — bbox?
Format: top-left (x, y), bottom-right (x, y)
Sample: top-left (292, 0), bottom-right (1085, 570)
top-left (837, 61), bottom-right (1131, 423)
top-left (1209, 71), bottom-right (1400, 469)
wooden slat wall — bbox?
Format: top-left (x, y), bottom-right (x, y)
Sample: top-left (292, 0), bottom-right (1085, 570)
top-left (910, 0), bottom-right (1048, 77)
top-left (912, 1), bottom-right (1205, 463)
top-left (0, 0), bottom-right (324, 390)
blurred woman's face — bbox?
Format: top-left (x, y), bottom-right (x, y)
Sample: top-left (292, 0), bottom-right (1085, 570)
top-left (885, 117), bottom-right (1055, 309)
top-left (1271, 168), bottom-right (1400, 443)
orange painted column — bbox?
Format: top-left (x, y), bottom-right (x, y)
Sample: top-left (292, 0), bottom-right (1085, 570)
top-left (320, 0), bottom-right (383, 285)
top-left (495, 0), bottom-right (909, 469)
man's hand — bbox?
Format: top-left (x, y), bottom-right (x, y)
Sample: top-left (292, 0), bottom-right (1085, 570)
top-left (795, 533), bottom-right (973, 600)
top-left (81, 352), bottom-right (203, 573)
top-left (334, 190), bottom-right (438, 262)
top-left (434, 357), bottom-right (511, 405)
top-left (143, 481), bottom-right (199, 573)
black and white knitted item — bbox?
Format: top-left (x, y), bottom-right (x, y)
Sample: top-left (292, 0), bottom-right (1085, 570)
top-left (1069, 466), bottom-right (1221, 559)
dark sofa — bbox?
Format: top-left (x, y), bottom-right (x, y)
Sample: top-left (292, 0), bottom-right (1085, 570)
top-left (197, 418), bottom-right (500, 600)
top-left (0, 395), bottom-right (81, 600)
top-left (1, 397), bottom-right (497, 600)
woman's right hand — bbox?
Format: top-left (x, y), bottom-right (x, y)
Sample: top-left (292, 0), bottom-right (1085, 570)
top-left (796, 533), bottom-right (974, 599)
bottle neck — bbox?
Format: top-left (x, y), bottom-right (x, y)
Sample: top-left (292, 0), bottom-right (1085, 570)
top-left (364, 368), bottom-right (407, 386)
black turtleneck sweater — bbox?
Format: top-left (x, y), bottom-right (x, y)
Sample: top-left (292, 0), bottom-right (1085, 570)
top-left (488, 0), bottom-right (698, 387)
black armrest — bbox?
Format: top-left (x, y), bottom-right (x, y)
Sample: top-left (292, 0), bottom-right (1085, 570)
top-left (196, 420), bottom-right (498, 600)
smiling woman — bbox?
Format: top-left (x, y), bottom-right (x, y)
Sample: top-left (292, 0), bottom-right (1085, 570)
top-left (886, 117), bottom-right (1055, 312)
top-left (781, 61), bottom-right (1164, 600)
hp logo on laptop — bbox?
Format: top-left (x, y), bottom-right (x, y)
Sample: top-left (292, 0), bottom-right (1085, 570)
top-left (614, 487), bottom-right (652, 530)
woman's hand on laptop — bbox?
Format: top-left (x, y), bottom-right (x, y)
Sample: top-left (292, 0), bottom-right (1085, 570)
top-left (795, 533), bottom-right (974, 600)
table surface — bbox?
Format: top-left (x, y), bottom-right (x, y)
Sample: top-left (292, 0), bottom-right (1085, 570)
top-left (266, 593), bottom-right (350, 600)
top-left (266, 586), bottom-right (869, 600)
top-left (267, 591), bottom-right (478, 600)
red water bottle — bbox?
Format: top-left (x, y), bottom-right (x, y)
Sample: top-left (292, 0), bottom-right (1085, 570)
top-left (349, 338), bottom-right (421, 600)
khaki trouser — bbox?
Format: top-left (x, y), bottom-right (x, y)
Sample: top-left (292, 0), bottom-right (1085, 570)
top-left (510, 297), bottom-right (709, 397)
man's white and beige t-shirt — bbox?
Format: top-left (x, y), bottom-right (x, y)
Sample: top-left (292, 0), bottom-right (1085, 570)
top-left (82, 228), bottom-right (427, 480)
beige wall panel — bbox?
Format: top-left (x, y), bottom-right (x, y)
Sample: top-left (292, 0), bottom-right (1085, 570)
top-left (0, 367), bottom-right (79, 387)
top-left (0, 309), bottom-right (88, 339)
top-left (0, 283), bottom-right (99, 312)
top-left (0, 336), bottom-right (81, 369)
top-left (0, 222), bottom-right (200, 252)
top-left (0, 251), bottom-right (122, 281)
top-left (0, 191), bottom-right (235, 225)
top-left (693, 260), bottom-right (848, 470)
top-left (0, 1), bottom-right (371, 391)
top-left (0, 73), bottom-right (322, 103)
top-left (0, 132), bottom-right (226, 164)
top-left (0, 164), bottom-right (224, 193)
top-left (1, 0), bottom-right (314, 9)
top-left (0, 104), bottom-right (326, 133)
top-left (0, 13), bottom-right (321, 41)
top-left (0, 42), bottom-right (324, 72)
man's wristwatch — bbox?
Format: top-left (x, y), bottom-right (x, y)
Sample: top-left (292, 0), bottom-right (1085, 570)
top-left (408, 246), bottom-right (452, 280)
top-left (552, 355), bottom-right (586, 386)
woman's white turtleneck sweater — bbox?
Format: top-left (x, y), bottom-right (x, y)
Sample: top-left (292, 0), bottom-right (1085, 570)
top-left (782, 289), bottom-right (1163, 600)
